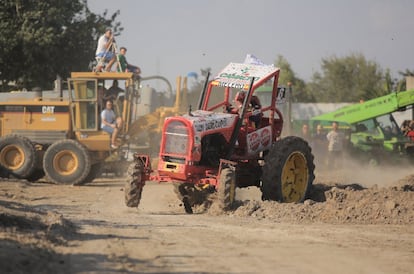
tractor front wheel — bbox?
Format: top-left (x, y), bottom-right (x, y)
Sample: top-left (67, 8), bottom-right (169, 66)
top-left (174, 183), bottom-right (212, 214)
top-left (43, 140), bottom-right (91, 185)
top-left (261, 136), bottom-right (315, 203)
top-left (124, 161), bottom-right (145, 207)
top-left (217, 167), bottom-right (236, 210)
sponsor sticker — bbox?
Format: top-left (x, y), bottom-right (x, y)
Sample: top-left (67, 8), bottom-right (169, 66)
top-left (247, 126), bottom-right (272, 154)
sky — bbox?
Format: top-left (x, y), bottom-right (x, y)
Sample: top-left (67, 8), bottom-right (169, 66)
top-left (88, 0), bottom-right (414, 90)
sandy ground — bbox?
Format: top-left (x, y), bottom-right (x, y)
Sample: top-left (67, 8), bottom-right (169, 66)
top-left (1, 166), bottom-right (414, 274)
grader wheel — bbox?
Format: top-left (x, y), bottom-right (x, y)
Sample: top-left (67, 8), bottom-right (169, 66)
top-left (43, 140), bottom-right (91, 185)
top-left (0, 135), bottom-right (36, 179)
top-left (261, 136), bottom-right (315, 203)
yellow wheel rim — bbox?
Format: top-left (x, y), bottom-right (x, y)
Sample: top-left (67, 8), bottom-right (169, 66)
top-left (53, 150), bottom-right (78, 176)
top-left (281, 152), bottom-right (309, 202)
top-left (0, 145), bottom-right (25, 170)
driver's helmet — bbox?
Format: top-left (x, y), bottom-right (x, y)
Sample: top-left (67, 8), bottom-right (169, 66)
top-left (235, 91), bottom-right (246, 103)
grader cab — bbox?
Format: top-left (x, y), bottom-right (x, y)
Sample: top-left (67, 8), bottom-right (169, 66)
top-left (0, 72), bottom-right (140, 185)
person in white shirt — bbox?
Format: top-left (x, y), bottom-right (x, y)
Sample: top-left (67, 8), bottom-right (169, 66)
top-left (95, 28), bottom-right (116, 72)
top-left (326, 121), bottom-right (344, 168)
top-left (101, 100), bottom-right (123, 149)
top-left (326, 122), bottom-right (344, 168)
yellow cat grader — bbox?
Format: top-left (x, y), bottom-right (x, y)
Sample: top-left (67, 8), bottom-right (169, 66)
top-left (0, 72), bottom-right (140, 185)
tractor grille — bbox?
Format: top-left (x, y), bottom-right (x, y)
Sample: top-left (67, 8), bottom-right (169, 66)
top-left (164, 121), bottom-right (189, 155)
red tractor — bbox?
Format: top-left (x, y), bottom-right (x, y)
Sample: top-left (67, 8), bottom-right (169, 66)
top-left (125, 62), bottom-right (315, 213)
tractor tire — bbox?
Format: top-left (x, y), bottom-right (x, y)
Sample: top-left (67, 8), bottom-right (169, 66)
top-left (173, 183), bottom-right (211, 214)
top-left (261, 136), bottom-right (315, 203)
top-left (75, 162), bottom-right (103, 186)
top-left (0, 135), bottom-right (36, 179)
top-left (174, 183), bottom-right (194, 214)
top-left (43, 140), bottom-right (91, 185)
top-left (217, 167), bottom-right (236, 210)
top-left (124, 161), bottom-right (144, 207)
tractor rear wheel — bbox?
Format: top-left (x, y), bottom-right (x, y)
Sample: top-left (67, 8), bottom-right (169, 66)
top-left (0, 135), bottom-right (36, 179)
top-left (124, 161), bottom-right (144, 207)
top-left (217, 167), bottom-right (236, 210)
top-left (43, 140), bottom-right (91, 185)
top-left (261, 136), bottom-right (315, 203)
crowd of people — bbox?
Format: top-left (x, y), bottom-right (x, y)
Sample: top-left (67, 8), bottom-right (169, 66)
top-left (95, 28), bottom-right (141, 76)
top-left (301, 118), bottom-right (414, 169)
top-left (94, 28), bottom-right (142, 149)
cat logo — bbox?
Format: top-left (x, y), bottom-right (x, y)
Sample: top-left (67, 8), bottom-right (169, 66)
top-left (42, 106), bottom-right (55, 114)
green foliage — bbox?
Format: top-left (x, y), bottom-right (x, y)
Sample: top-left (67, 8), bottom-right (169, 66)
top-left (396, 69), bottom-right (414, 91)
top-left (306, 53), bottom-right (387, 102)
top-left (0, 0), bottom-right (122, 91)
top-left (274, 55), bottom-right (314, 102)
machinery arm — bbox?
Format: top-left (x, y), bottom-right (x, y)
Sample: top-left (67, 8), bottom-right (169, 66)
top-left (312, 89), bottom-right (414, 125)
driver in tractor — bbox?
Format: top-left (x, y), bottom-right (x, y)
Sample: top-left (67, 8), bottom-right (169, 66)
top-left (231, 90), bottom-right (263, 128)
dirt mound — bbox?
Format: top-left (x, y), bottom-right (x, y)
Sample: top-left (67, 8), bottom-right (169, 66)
top-left (0, 175), bottom-right (413, 273)
top-left (226, 173), bottom-right (414, 224)
top-left (0, 186), bottom-right (76, 273)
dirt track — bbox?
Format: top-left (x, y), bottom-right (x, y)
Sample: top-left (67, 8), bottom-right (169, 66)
top-left (1, 167), bottom-right (414, 274)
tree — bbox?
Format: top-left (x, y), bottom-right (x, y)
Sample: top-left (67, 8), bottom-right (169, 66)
top-left (274, 55), bottom-right (314, 102)
top-left (0, 0), bottom-right (122, 91)
top-left (396, 69), bottom-right (414, 91)
top-left (306, 53), bottom-right (387, 102)
top-left (186, 68), bottom-right (212, 108)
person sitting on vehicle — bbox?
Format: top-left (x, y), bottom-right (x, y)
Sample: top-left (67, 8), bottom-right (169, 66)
top-left (406, 120), bottom-right (414, 141)
top-left (104, 80), bottom-right (123, 102)
top-left (117, 47), bottom-right (141, 75)
top-left (400, 120), bottom-right (411, 136)
top-left (355, 123), bottom-right (368, 133)
top-left (101, 100), bottom-right (123, 149)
